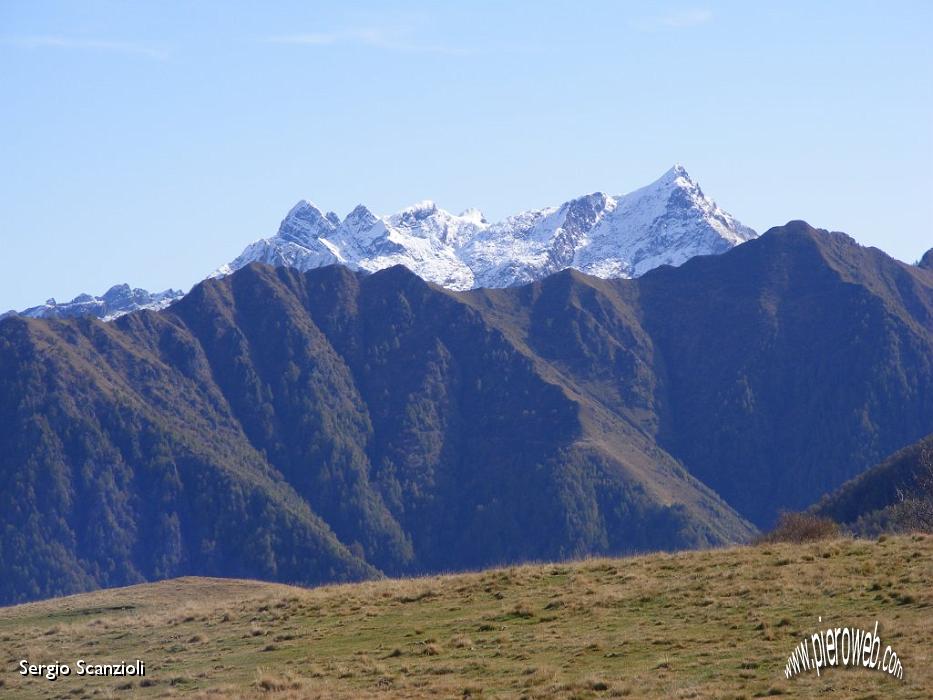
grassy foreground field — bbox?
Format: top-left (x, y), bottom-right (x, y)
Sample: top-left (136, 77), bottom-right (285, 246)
top-left (1, 535), bottom-right (931, 699)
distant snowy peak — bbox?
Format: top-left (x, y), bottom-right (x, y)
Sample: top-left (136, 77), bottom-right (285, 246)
top-left (9, 284), bottom-right (184, 321)
top-left (4, 166), bottom-right (754, 322)
top-left (216, 165), bottom-right (756, 290)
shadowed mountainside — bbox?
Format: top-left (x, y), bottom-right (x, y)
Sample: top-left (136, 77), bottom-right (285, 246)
top-left (0, 221), bottom-right (930, 604)
top-left (633, 222), bottom-right (933, 520)
top-left (465, 221), bottom-right (933, 524)
top-left (813, 433), bottom-right (933, 534)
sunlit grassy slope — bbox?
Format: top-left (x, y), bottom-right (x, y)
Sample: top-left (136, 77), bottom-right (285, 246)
top-left (1, 535), bottom-right (931, 698)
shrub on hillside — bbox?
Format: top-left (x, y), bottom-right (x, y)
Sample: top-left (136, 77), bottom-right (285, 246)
top-left (755, 512), bottom-right (840, 544)
top-left (892, 444), bottom-right (933, 533)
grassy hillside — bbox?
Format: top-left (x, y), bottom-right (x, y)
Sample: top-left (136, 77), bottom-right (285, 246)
top-left (1, 535), bottom-right (931, 698)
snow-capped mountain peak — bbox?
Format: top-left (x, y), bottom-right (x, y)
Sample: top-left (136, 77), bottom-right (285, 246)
top-left (214, 166), bottom-right (756, 290)
top-left (396, 199), bottom-right (438, 218)
top-left (278, 200), bottom-right (338, 245)
top-left (458, 207), bottom-right (486, 225)
top-left (5, 284), bottom-right (184, 322)
top-left (344, 204), bottom-right (377, 227)
top-left (8, 165), bottom-right (755, 321)
top-left (661, 162), bottom-right (689, 181)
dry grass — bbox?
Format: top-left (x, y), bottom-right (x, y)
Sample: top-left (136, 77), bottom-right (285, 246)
top-left (0, 536), bottom-right (931, 698)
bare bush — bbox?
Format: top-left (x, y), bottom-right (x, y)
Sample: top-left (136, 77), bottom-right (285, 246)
top-left (754, 512), bottom-right (840, 544)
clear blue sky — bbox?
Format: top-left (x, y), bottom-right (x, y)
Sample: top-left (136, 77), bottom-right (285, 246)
top-left (2, 1), bottom-right (931, 310)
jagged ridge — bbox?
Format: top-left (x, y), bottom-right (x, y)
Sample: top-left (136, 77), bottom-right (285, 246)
top-left (215, 165), bottom-right (756, 289)
top-left (5, 284), bottom-right (184, 321)
top-left (7, 166), bottom-right (754, 320)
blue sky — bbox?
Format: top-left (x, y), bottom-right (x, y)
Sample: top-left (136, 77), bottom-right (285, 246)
top-left (1, 1), bottom-right (931, 309)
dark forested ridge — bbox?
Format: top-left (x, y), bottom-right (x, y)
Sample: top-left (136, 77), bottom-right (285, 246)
top-left (919, 247), bottom-right (933, 270)
top-left (1, 221), bottom-right (930, 604)
top-left (812, 433), bottom-right (933, 534)
top-left (634, 223), bottom-right (933, 521)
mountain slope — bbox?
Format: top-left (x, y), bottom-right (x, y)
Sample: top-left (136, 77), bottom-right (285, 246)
top-left (0, 263), bottom-right (753, 605)
top-left (632, 221), bottom-right (933, 524)
top-left (215, 165), bottom-right (756, 289)
top-left (1, 221), bottom-right (930, 604)
top-left (812, 433), bottom-right (933, 534)
top-left (453, 222), bottom-right (932, 530)
top-left (919, 247), bottom-right (933, 270)
top-left (0, 311), bottom-right (377, 605)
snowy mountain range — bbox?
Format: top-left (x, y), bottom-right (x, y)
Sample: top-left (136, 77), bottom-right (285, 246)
top-left (7, 166), bottom-right (755, 320)
top-left (216, 165), bottom-right (756, 289)
top-left (3, 285), bottom-right (184, 322)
